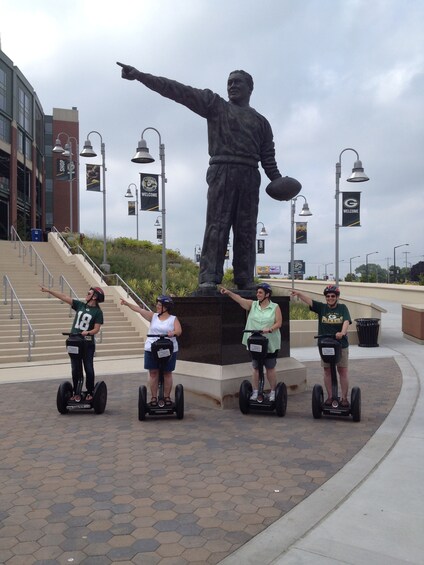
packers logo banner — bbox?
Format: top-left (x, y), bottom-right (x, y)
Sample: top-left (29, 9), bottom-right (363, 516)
top-left (342, 192), bottom-right (361, 227)
top-left (140, 173), bottom-right (159, 211)
top-left (128, 201), bottom-right (136, 216)
top-left (257, 239), bottom-right (265, 254)
top-left (296, 222), bottom-right (307, 243)
top-left (86, 164), bottom-right (101, 191)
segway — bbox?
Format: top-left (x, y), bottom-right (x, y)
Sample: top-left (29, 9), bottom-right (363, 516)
top-left (56, 333), bottom-right (107, 415)
top-left (312, 334), bottom-right (361, 422)
top-left (239, 330), bottom-right (287, 417)
top-left (138, 334), bottom-right (184, 421)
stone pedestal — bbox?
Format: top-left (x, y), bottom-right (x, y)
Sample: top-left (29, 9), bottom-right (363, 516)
top-left (171, 295), bottom-right (306, 408)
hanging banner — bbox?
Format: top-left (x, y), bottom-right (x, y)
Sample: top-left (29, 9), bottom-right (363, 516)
top-left (86, 164), bottom-right (101, 191)
top-left (342, 192), bottom-right (361, 227)
top-left (140, 173), bottom-right (159, 211)
top-left (225, 246), bottom-right (230, 260)
top-left (257, 239), bottom-right (265, 254)
top-left (56, 158), bottom-right (76, 181)
top-left (128, 201), bottom-right (136, 216)
top-left (156, 228), bottom-right (162, 241)
top-left (296, 222), bottom-right (307, 243)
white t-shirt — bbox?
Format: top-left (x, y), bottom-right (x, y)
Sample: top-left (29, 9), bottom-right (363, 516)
top-left (145, 313), bottom-right (179, 352)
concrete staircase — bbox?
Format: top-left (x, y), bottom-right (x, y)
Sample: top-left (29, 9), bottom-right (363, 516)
top-left (0, 240), bottom-right (145, 363)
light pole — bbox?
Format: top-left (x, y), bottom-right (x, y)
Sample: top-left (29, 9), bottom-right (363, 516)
top-left (52, 133), bottom-right (78, 231)
top-left (393, 243), bottom-right (409, 283)
top-left (290, 195), bottom-right (312, 289)
top-left (194, 244), bottom-right (201, 263)
top-left (125, 183), bottom-right (139, 240)
top-left (335, 148), bottom-right (369, 285)
top-left (324, 262), bottom-right (333, 280)
top-left (365, 251), bottom-right (378, 281)
top-left (132, 128), bottom-right (167, 294)
top-left (349, 255), bottom-right (360, 277)
top-left (255, 221), bottom-right (268, 277)
top-left (80, 131), bottom-right (109, 273)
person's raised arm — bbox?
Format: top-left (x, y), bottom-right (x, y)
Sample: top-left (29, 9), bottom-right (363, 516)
top-left (117, 62), bottom-right (141, 81)
top-left (40, 285), bottom-right (73, 306)
top-left (120, 298), bottom-right (154, 322)
top-left (220, 286), bottom-right (252, 311)
top-left (291, 289), bottom-right (313, 307)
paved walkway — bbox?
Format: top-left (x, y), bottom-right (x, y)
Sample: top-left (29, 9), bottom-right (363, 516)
top-left (0, 300), bottom-right (422, 564)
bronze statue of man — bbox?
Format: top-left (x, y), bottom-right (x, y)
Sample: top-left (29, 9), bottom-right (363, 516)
top-left (118, 63), bottom-right (282, 290)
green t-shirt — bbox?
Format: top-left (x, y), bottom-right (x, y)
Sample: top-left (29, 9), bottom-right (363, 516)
top-left (242, 300), bottom-right (281, 353)
top-left (70, 300), bottom-right (104, 334)
top-left (310, 300), bottom-right (351, 348)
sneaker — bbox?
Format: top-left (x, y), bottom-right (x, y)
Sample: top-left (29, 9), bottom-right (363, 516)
top-left (250, 390), bottom-right (258, 401)
top-left (269, 390), bottom-right (275, 402)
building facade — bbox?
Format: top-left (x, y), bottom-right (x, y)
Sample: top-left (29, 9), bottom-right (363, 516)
top-left (0, 47), bottom-right (79, 240)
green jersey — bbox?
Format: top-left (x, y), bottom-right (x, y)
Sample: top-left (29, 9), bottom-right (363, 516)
top-left (70, 300), bottom-right (104, 334)
top-left (310, 300), bottom-right (351, 348)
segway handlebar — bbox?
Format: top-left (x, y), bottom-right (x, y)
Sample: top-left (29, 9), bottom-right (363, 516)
top-left (147, 334), bottom-right (171, 338)
top-left (314, 334), bottom-right (339, 339)
top-left (243, 329), bottom-right (265, 334)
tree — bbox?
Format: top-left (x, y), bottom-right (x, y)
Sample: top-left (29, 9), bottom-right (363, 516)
top-left (355, 263), bottom-right (387, 283)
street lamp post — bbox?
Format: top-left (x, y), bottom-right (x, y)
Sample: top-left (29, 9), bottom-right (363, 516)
top-left (52, 133), bottom-right (78, 231)
top-left (335, 148), bottom-right (369, 285)
top-left (365, 251), bottom-right (378, 281)
top-left (254, 221), bottom-right (268, 278)
top-left (393, 243), bottom-right (409, 283)
top-left (324, 262), bottom-right (333, 280)
top-left (80, 131), bottom-right (109, 273)
top-left (290, 195), bottom-right (312, 290)
top-left (349, 255), bottom-right (360, 277)
top-left (132, 128), bottom-right (167, 294)
top-left (125, 183), bottom-right (139, 240)
top-left (194, 244), bottom-right (201, 263)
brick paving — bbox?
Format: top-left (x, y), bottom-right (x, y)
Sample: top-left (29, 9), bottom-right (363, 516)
top-left (0, 357), bottom-right (401, 565)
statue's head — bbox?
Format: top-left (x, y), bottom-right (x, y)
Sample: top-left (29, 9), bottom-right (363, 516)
top-left (227, 70), bottom-right (253, 105)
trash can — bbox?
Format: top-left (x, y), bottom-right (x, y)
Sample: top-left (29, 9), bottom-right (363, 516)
top-left (355, 318), bottom-right (380, 347)
top-left (31, 228), bottom-right (43, 242)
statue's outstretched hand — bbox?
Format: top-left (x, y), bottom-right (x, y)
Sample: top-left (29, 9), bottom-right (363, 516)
top-left (117, 62), bottom-right (139, 81)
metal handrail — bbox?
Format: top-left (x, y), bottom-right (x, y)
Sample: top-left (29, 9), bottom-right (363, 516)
top-left (29, 244), bottom-right (54, 291)
top-left (102, 273), bottom-right (151, 310)
top-left (50, 226), bottom-right (73, 255)
top-left (3, 275), bottom-right (36, 361)
top-left (10, 225), bottom-right (27, 261)
top-left (52, 226), bottom-right (152, 312)
top-left (76, 244), bottom-right (105, 279)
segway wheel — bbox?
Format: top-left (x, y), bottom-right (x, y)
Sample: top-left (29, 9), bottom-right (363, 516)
top-left (239, 380), bottom-right (252, 414)
top-left (275, 382), bottom-right (287, 417)
top-left (312, 384), bottom-right (324, 419)
top-left (56, 381), bottom-right (73, 414)
top-left (351, 386), bottom-right (361, 422)
top-left (92, 381), bottom-right (107, 414)
top-left (175, 384), bottom-right (184, 420)
top-left (138, 385), bottom-right (148, 421)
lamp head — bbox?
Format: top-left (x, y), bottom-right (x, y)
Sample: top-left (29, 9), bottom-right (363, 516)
top-left (125, 188), bottom-right (133, 198)
top-left (299, 202), bottom-right (312, 216)
top-left (62, 143), bottom-right (71, 157)
top-left (347, 160), bottom-right (369, 182)
top-left (259, 225), bottom-right (268, 236)
top-left (154, 217), bottom-right (161, 226)
top-left (132, 138), bottom-right (155, 163)
top-left (52, 139), bottom-right (65, 153)
top-left (80, 139), bottom-right (97, 158)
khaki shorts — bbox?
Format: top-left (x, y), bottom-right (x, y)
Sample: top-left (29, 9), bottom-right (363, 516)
top-left (321, 347), bottom-right (349, 368)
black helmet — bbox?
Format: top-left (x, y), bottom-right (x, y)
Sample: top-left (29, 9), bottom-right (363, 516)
top-left (90, 287), bottom-right (105, 303)
top-left (256, 283), bottom-right (272, 297)
top-left (323, 285), bottom-right (340, 297)
top-left (157, 295), bottom-right (174, 312)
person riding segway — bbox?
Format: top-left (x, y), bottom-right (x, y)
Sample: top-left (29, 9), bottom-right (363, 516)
top-left (120, 294), bottom-right (183, 420)
top-left (40, 285), bottom-right (107, 414)
top-left (291, 285), bottom-right (360, 421)
top-left (220, 283), bottom-right (287, 416)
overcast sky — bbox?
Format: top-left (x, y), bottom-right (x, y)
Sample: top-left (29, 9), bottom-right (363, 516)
top-left (2, 0), bottom-right (423, 279)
